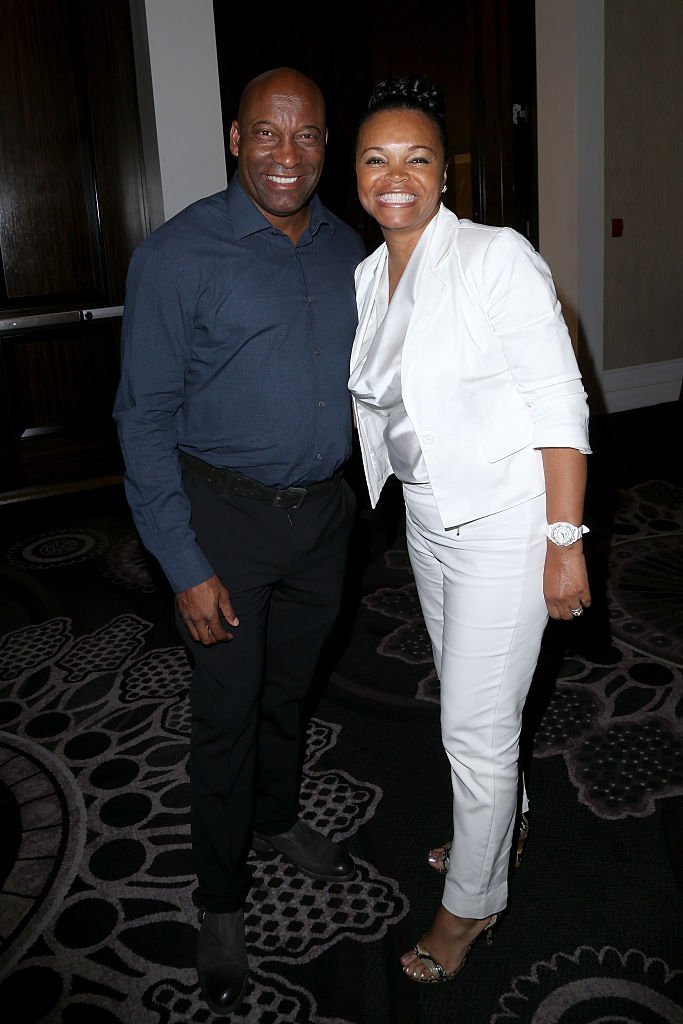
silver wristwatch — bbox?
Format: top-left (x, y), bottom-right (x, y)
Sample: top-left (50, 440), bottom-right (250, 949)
top-left (545, 521), bottom-right (590, 547)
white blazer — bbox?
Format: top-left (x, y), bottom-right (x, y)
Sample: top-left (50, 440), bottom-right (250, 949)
top-left (349, 206), bottom-right (591, 528)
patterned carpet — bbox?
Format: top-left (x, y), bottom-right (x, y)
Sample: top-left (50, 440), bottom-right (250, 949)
top-left (1, 402), bottom-right (682, 1023)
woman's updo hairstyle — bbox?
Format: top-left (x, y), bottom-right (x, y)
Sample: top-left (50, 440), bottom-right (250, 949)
top-left (360, 73), bottom-right (449, 159)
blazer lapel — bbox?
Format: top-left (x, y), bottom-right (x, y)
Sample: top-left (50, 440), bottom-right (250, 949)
top-left (400, 208), bottom-right (459, 381)
top-left (352, 207), bottom-right (461, 381)
top-left (350, 246), bottom-right (387, 372)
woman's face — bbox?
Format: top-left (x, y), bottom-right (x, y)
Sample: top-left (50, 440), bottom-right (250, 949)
top-left (356, 109), bottom-right (447, 244)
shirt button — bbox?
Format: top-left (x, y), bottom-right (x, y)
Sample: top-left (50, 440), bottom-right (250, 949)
top-left (318, 400), bottom-right (325, 408)
top-left (422, 434), bottom-right (435, 445)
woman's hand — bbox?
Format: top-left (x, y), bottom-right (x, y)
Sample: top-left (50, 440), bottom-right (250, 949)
top-left (543, 543), bottom-right (591, 620)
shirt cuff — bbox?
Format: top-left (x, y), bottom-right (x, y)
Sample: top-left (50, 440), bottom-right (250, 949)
top-left (158, 543), bottom-right (216, 595)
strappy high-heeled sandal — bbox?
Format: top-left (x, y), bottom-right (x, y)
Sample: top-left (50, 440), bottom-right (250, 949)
top-left (428, 812), bottom-right (530, 874)
top-left (405, 914), bottom-right (498, 984)
top-left (515, 811), bottom-right (529, 867)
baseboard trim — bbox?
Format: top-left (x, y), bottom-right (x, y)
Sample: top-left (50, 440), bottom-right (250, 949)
top-left (600, 359), bottom-right (683, 413)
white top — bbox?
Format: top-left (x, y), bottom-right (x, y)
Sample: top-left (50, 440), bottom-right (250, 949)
top-left (348, 217), bottom-right (439, 484)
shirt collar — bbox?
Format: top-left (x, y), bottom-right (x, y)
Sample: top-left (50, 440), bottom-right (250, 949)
top-left (225, 174), bottom-right (334, 240)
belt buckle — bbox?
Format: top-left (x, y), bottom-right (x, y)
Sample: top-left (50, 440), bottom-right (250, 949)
top-left (273, 487), bottom-right (306, 510)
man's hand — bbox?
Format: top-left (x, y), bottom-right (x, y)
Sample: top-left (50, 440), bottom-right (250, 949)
top-left (176, 575), bottom-right (239, 645)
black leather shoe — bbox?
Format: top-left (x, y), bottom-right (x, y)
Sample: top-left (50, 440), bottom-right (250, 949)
top-left (196, 909), bottom-right (249, 1015)
top-left (252, 819), bottom-right (356, 880)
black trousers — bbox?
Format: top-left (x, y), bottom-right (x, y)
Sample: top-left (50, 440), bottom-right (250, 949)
top-left (178, 468), bottom-right (356, 912)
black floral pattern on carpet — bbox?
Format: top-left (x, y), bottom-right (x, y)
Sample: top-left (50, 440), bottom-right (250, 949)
top-left (0, 468), bottom-right (682, 1023)
top-left (0, 609), bottom-right (408, 1022)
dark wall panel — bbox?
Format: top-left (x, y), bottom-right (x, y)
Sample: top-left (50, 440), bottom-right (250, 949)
top-left (0, 0), bottom-right (101, 300)
top-left (0, 0), bottom-right (148, 499)
top-left (212, 0), bottom-right (537, 252)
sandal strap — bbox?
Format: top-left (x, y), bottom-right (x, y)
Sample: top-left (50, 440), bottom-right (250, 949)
top-left (413, 942), bottom-right (448, 981)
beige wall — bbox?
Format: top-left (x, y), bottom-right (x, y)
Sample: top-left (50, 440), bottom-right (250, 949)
top-left (536, 0), bottom-right (606, 410)
top-left (536, 0), bottom-right (682, 411)
top-left (604, 0), bottom-right (683, 372)
top-left (535, 0), bottom-right (579, 348)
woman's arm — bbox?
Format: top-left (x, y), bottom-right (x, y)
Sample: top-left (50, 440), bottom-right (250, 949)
top-left (541, 447), bottom-right (591, 620)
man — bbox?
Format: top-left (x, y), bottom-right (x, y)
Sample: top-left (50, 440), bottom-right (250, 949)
top-left (113, 67), bottom-right (366, 1015)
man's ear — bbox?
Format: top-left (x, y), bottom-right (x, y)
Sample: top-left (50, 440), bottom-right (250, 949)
top-left (229, 120), bottom-right (240, 158)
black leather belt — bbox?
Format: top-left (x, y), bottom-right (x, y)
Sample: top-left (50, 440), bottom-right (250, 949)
top-left (179, 451), bottom-right (343, 510)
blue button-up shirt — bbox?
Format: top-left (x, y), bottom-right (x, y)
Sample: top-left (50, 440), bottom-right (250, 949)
top-left (113, 176), bottom-right (365, 593)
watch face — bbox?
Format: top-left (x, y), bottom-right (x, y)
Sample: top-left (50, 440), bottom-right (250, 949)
top-left (551, 524), bottom-right (577, 545)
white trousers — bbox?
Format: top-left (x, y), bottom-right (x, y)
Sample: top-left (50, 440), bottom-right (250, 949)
top-left (403, 484), bottom-right (548, 918)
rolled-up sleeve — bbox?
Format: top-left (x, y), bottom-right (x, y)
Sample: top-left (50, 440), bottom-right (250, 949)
top-left (481, 228), bottom-right (591, 453)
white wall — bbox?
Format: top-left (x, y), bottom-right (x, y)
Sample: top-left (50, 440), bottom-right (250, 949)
top-left (129, 0), bottom-right (227, 227)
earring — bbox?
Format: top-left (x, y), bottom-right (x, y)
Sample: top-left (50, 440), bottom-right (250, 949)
top-left (441, 184), bottom-right (448, 194)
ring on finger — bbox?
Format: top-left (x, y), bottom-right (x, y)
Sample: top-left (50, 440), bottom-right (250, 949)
top-left (570, 606), bottom-right (583, 617)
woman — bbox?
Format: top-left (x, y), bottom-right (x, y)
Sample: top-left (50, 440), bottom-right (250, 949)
top-left (348, 75), bottom-right (591, 984)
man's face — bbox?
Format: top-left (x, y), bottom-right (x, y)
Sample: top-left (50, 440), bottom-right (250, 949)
top-left (229, 72), bottom-right (326, 226)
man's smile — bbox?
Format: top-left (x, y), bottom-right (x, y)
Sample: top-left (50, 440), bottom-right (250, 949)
top-left (266, 174), bottom-right (301, 184)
